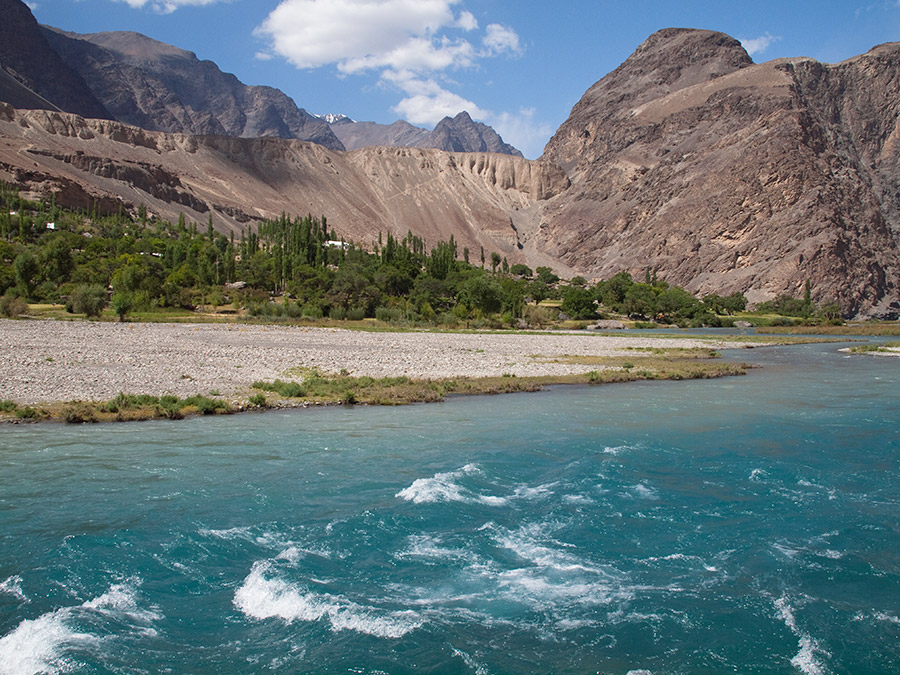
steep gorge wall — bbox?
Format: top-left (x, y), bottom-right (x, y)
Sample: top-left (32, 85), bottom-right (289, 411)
top-left (539, 29), bottom-right (900, 318)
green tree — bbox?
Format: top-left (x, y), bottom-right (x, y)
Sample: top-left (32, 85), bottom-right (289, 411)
top-left (13, 251), bottom-right (39, 296)
top-left (623, 283), bottom-right (656, 319)
top-left (67, 284), bottom-right (107, 317)
top-left (535, 266), bottom-right (559, 285)
top-left (510, 263), bottom-right (532, 277)
top-left (561, 286), bottom-right (596, 319)
top-left (38, 236), bottom-right (74, 284)
top-left (111, 290), bottom-right (133, 322)
top-left (656, 287), bottom-right (700, 321)
top-left (460, 275), bottom-right (502, 314)
top-left (490, 251), bottom-right (502, 274)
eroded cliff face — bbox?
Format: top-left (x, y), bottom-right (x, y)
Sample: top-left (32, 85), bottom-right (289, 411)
top-left (0, 103), bottom-right (566, 270)
top-left (539, 29), bottom-right (900, 318)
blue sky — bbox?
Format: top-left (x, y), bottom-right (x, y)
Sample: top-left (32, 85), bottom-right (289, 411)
top-left (27, 0), bottom-right (900, 158)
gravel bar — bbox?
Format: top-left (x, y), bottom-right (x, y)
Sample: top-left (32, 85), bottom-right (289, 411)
top-left (0, 319), bottom-right (755, 404)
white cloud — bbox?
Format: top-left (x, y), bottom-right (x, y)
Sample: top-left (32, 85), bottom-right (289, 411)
top-left (256, 0), bottom-right (524, 129)
top-left (740, 33), bottom-right (780, 57)
top-left (24, 1), bottom-right (38, 10)
top-left (384, 69), bottom-right (487, 124)
top-left (456, 10), bottom-right (477, 31)
top-left (488, 108), bottom-right (554, 160)
top-left (116, 0), bottom-right (228, 13)
top-left (482, 23), bottom-right (521, 56)
top-left (393, 88), bottom-right (486, 125)
top-left (255, 0), bottom-right (467, 70)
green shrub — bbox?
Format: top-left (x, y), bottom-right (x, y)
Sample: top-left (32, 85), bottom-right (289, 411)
top-left (301, 303), bottom-right (323, 319)
top-left (329, 306), bottom-right (346, 320)
top-left (67, 284), bottom-right (107, 317)
top-left (62, 403), bottom-right (98, 424)
top-left (346, 307), bottom-right (366, 321)
top-left (15, 406), bottom-right (41, 420)
top-left (0, 292), bottom-right (28, 318)
top-left (0, 399), bottom-right (18, 412)
top-left (248, 393), bottom-right (267, 407)
top-left (182, 395), bottom-right (226, 415)
top-left (251, 379), bottom-right (305, 397)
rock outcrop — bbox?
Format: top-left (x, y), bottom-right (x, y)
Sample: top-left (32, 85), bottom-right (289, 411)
top-left (539, 28), bottom-right (900, 318)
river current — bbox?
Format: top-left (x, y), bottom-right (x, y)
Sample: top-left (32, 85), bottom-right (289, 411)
top-left (1, 339), bottom-right (898, 674)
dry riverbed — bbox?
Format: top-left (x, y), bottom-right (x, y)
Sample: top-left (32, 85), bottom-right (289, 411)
top-left (0, 318), bottom-right (773, 420)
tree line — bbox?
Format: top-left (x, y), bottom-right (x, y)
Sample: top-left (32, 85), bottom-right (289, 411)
top-left (0, 184), bottom-right (839, 326)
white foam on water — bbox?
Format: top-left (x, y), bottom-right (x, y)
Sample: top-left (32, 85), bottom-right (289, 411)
top-left (0, 576), bottom-right (28, 603)
top-left (853, 611), bottom-right (900, 625)
top-left (631, 484), bottom-right (659, 500)
top-left (199, 525), bottom-right (255, 540)
top-left (873, 612), bottom-right (900, 625)
top-left (0, 582), bottom-right (159, 675)
top-left (451, 646), bottom-right (490, 675)
top-left (0, 605), bottom-right (96, 675)
top-left (234, 561), bottom-right (421, 639)
top-left (485, 523), bottom-right (631, 608)
top-left (275, 547), bottom-right (304, 563)
top-left (511, 482), bottom-right (557, 500)
top-left (773, 542), bottom-right (801, 559)
top-left (774, 596), bottom-right (830, 675)
top-left (749, 468), bottom-right (767, 482)
top-left (396, 464), bottom-right (507, 506)
top-left (397, 535), bottom-right (477, 565)
top-left (562, 493), bottom-right (594, 505)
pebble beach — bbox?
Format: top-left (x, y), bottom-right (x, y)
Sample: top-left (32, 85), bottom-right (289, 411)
top-left (0, 319), bottom-right (756, 405)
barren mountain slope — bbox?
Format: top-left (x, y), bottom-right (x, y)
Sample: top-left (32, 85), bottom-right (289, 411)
top-left (39, 28), bottom-right (344, 150)
top-left (540, 28), bottom-right (900, 318)
top-left (0, 0), bottom-right (111, 120)
top-left (0, 104), bottom-right (569, 272)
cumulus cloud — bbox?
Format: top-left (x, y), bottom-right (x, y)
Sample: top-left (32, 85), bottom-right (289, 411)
top-left (116, 0), bottom-right (227, 12)
top-left (482, 24), bottom-right (521, 56)
top-left (489, 108), bottom-right (554, 160)
top-left (255, 0), bottom-right (474, 70)
top-left (740, 32), bottom-right (780, 57)
top-left (256, 0), bottom-right (523, 127)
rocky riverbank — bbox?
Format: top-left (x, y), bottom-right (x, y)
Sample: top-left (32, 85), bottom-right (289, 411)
top-left (0, 319), bottom-right (761, 406)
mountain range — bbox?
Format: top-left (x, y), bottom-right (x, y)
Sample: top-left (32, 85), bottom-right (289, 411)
top-left (1, 0), bottom-right (899, 319)
top-left (324, 112), bottom-right (523, 157)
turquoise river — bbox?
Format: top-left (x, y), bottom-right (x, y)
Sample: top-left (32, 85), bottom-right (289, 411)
top-left (1, 338), bottom-right (898, 673)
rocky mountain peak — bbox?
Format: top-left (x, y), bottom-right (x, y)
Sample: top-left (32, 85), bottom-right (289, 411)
top-left (70, 30), bottom-right (198, 65)
top-left (318, 113), bottom-right (354, 125)
top-left (421, 111), bottom-right (523, 157)
top-left (543, 28), bottom-right (752, 170)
